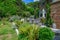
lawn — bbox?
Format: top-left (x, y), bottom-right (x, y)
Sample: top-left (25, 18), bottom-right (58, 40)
top-left (0, 21), bottom-right (18, 40)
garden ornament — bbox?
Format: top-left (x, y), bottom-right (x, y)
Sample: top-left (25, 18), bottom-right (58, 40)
top-left (12, 22), bottom-right (19, 35)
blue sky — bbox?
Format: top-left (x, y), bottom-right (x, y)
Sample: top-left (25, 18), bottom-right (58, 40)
top-left (22, 0), bottom-right (34, 4)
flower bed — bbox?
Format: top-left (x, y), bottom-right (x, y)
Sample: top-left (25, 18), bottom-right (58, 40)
top-left (18, 22), bottom-right (55, 40)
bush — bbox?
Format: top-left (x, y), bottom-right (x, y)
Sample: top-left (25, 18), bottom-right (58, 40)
top-left (18, 22), bottom-right (55, 40)
top-left (18, 23), bottom-right (39, 40)
top-left (39, 27), bottom-right (55, 40)
top-left (14, 20), bottom-right (23, 28)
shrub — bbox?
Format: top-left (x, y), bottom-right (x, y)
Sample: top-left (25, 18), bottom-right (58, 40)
top-left (18, 22), bottom-right (55, 40)
top-left (18, 23), bottom-right (39, 40)
top-left (14, 20), bottom-right (23, 28)
top-left (40, 17), bottom-right (46, 24)
top-left (39, 27), bottom-right (55, 40)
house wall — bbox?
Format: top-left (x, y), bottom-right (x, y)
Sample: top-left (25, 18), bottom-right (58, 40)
top-left (51, 2), bottom-right (60, 29)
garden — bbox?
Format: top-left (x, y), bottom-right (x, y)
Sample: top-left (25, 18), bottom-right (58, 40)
top-left (0, 20), bottom-right (55, 40)
top-left (0, 0), bottom-right (55, 40)
top-left (18, 22), bottom-right (55, 40)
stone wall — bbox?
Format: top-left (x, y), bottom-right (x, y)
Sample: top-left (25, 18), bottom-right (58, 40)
top-left (51, 2), bottom-right (60, 29)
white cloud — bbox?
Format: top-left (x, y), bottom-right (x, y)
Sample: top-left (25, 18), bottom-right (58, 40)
top-left (34, 0), bottom-right (39, 2)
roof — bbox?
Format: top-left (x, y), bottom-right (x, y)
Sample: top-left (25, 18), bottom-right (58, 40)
top-left (52, 0), bottom-right (60, 2)
top-left (51, 0), bottom-right (60, 4)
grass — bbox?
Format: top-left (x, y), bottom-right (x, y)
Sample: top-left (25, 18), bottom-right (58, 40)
top-left (0, 21), bottom-right (18, 40)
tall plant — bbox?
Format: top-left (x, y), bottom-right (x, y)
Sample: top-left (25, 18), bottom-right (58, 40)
top-left (45, 0), bottom-right (53, 27)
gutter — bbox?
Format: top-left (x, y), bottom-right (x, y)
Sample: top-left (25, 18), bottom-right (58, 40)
top-left (51, 1), bottom-right (60, 5)
top-left (51, 28), bottom-right (60, 33)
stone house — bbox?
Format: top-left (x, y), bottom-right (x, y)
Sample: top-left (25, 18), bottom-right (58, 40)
top-left (51, 0), bottom-right (60, 29)
top-left (39, 0), bottom-right (60, 29)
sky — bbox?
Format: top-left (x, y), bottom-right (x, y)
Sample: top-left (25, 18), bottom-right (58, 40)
top-left (22, 0), bottom-right (39, 4)
top-left (22, 0), bottom-right (34, 4)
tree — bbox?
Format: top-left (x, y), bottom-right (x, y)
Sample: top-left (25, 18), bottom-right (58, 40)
top-left (27, 2), bottom-right (39, 18)
top-left (0, 0), bottom-right (17, 17)
top-left (16, 0), bottom-right (31, 17)
top-left (0, 0), bottom-right (40, 18)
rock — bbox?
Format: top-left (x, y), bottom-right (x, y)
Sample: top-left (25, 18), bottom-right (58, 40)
top-left (9, 15), bottom-right (20, 22)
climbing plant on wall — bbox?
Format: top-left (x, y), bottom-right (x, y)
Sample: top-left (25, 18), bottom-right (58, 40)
top-left (45, 1), bottom-right (53, 27)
